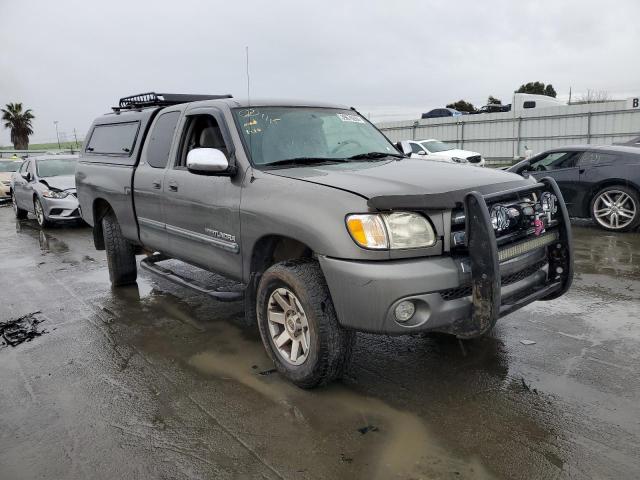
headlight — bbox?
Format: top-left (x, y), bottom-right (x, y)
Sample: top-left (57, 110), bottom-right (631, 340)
top-left (451, 157), bottom-right (467, 163)
top-left (42, 190), bottom-right (69, 199)
top-left (346, 212), bottom-right (436, 250)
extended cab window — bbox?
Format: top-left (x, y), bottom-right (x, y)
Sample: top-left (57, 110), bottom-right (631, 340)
top-left (86, 122), bottom-right (139, 155)
top-left (146, 111), bottom-right (181, 168)
top-left (176, 114), bottom-right (228, 168)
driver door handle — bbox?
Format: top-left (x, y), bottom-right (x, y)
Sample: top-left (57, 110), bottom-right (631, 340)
top-left (152, 180), bottom-right (161, 189)
top-left (168, 181), bottom-right (178, 192)
top-left (579, 168), bottom-right (585, 174)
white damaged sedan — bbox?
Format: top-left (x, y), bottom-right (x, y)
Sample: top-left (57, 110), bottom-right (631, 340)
top-left (408, 139), bottom-right (485, 167)
top-left (11, 155), bottom-right (81, 227)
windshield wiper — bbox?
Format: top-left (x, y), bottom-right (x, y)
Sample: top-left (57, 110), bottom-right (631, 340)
top-left (264, 157), bottom-right (348, 168)
top-left (346, 151), bottom-right (405, 160)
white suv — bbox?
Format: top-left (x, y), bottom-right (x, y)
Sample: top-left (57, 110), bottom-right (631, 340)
top-left (409, 139), bottom-right (485, 167)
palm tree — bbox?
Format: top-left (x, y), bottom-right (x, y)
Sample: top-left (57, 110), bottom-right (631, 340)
top-left (1, 103), bottom-right (35, 150)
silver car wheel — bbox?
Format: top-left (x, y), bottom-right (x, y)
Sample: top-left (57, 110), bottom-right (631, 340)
top-left (34, 199), bottom-right (45, 226)
top-left (593, 190), bottom-right (637, 230)
top-left (267, 287), bottom-right (311, 366)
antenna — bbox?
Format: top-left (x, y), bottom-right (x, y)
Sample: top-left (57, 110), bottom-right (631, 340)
top-left (246, 46), bottom-right (251, 105)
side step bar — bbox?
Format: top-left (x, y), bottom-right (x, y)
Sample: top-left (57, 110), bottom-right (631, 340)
top-left (140, 253), bottom-right (244, 302)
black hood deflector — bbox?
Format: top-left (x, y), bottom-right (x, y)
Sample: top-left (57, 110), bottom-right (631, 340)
top-left (367, 180), bottom-right (530, 210)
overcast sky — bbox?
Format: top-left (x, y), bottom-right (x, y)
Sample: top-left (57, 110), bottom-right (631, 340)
top-left (1, 0), bottom-right (639, 145)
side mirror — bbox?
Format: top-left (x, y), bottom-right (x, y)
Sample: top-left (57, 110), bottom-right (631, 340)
top-left (21, 172), bottom-right (31, 181)
top-left (417, 150), bottom-right (426, 156)
top-left (186, 148), bottom-right (229, 174)
top-left (396, 141), bottom-right (413, 157)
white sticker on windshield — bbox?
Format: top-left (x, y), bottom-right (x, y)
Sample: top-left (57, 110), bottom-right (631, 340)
top-left (337, 113), bottom-right (365, 123)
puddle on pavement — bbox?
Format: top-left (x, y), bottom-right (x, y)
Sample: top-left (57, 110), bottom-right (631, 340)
top-left (0, 312), bottom-right (47, 347)
top-left (14, 221), bottom-right (70, 254)
top-left (572, 226), bottom-right (640, 278)
top-left (188, 325), bottom-right (494, 479)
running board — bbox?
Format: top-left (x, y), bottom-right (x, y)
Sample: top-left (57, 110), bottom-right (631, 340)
top-left (140, 254), bottom-right (243, 302)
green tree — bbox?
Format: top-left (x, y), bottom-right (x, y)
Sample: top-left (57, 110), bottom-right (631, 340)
top-left (487, 95), bottom-right (502, 105)
top-left (1, 103), bottom-right (35, 150)
top-left (543, 84), bottom-right (557, 98)
top-left (515, 81), bottom-right (557, 98)
top-left (446, 99), bottom-right (476, 113)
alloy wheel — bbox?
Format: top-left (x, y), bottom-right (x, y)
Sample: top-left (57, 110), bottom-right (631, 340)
top-left (267, 287), bottom-right (311, 365)
top-left (593, 190), bottom-right (637, 230)
top-left (34, 200), bottom-right (45, 226)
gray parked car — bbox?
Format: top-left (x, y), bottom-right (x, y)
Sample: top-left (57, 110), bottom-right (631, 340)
top-left (11, 155), bottom-right (81, 227)
top-left (76, 93), bottom-right (573, 388)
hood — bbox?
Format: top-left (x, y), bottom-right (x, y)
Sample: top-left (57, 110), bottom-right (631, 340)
top-left (266, 159), bottom-right (534, 208)
top-left (39, 175), bottom-right (76, 191)
top-left (0, 172), bottom-right (13, 182)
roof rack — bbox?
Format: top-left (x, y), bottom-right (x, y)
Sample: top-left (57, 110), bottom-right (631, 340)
top-left (113, 92), bottom-right (233, 112)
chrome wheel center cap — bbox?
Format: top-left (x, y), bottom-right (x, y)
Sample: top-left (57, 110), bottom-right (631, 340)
top-left (285, 311), bottom-right (301, 336)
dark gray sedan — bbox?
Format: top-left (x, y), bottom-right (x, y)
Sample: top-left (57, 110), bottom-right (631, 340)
top-left (509, 145), bottom-right (640, 231)
top-left (11, 155), bottom-right (81, 227)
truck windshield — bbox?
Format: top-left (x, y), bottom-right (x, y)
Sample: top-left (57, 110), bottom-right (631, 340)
top-left (232, 107), bottom-right (398, 167)
top-left (36, 158), bottom-right (77, 177)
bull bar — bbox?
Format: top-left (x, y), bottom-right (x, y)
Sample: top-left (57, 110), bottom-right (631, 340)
top-left (453, 176), bottom-right (573, 338)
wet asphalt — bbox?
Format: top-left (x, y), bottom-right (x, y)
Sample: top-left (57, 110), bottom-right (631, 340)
top-left (0, 205), bottom-right (639, 480)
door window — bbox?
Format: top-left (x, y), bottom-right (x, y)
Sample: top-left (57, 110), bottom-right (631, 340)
top-left (146, 111), bottom-right (181, 168)
top-left (176, 115), bottom-right (228, 168)
top-left (530, 151), bottom-right (582, 171)
top-left (410, 143), bottom-right (424, 154)
top-left (578, 151), bottom-right (617, 167)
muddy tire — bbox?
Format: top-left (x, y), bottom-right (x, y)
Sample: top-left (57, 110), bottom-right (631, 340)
top-left (590, 185), bottom-right (640, 232)
top-left (12, 192), bottom-right (27, 219)
top-left (102, 210), bottom-right (137, 286)
top-left (256, 259), bottom-right (354, 389)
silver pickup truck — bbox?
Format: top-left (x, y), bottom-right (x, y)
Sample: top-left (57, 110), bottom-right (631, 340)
top-left (76, 92), bottom-right (573, 388)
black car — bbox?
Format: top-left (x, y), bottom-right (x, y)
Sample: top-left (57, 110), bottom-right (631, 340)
top-left (509, 145), bottom-right (640, 231)
top-left (421, 108), bottom-right (463, 119)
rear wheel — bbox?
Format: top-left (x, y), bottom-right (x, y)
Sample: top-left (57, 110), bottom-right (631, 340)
top-left (102, 210), bottom-right (137, 286)
top-left (12, 191), bottom-right (27, 219)
top-left (34, 198), bottom-right (51, 227)
top-left (256, 259), bottom-right (354, 388)
top-left (590, 186), bottom-right (640, 232)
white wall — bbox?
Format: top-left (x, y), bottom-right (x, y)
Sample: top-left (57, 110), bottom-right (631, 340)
top-left (377, 99), bottom-right (640, 164)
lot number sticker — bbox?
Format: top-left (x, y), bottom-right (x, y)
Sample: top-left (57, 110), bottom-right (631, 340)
top-left (337, 113), bottom-right (365, 123)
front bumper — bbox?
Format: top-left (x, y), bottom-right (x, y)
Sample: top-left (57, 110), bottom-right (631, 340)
top-left (41, 194), bottom-right (82, 221)
top-left (0, 182), bottom-right (11, 198)
top-left (320, 177), bottom-right (573, 337)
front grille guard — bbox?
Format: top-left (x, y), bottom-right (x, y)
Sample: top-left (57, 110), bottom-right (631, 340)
top-left (451, 177), bottom-right (573, 338)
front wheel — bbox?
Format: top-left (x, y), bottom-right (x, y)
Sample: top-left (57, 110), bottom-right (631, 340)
top-left (256, 259), bottom-right (355, 388)
top-left (590, 186), bottom-right (640, 232)
top-left (34, 198), bottom-right (51, 227)
top-left (12, 192), bottom-right (27, 219)
top-left (102, 210), bottom-right (137, 286)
